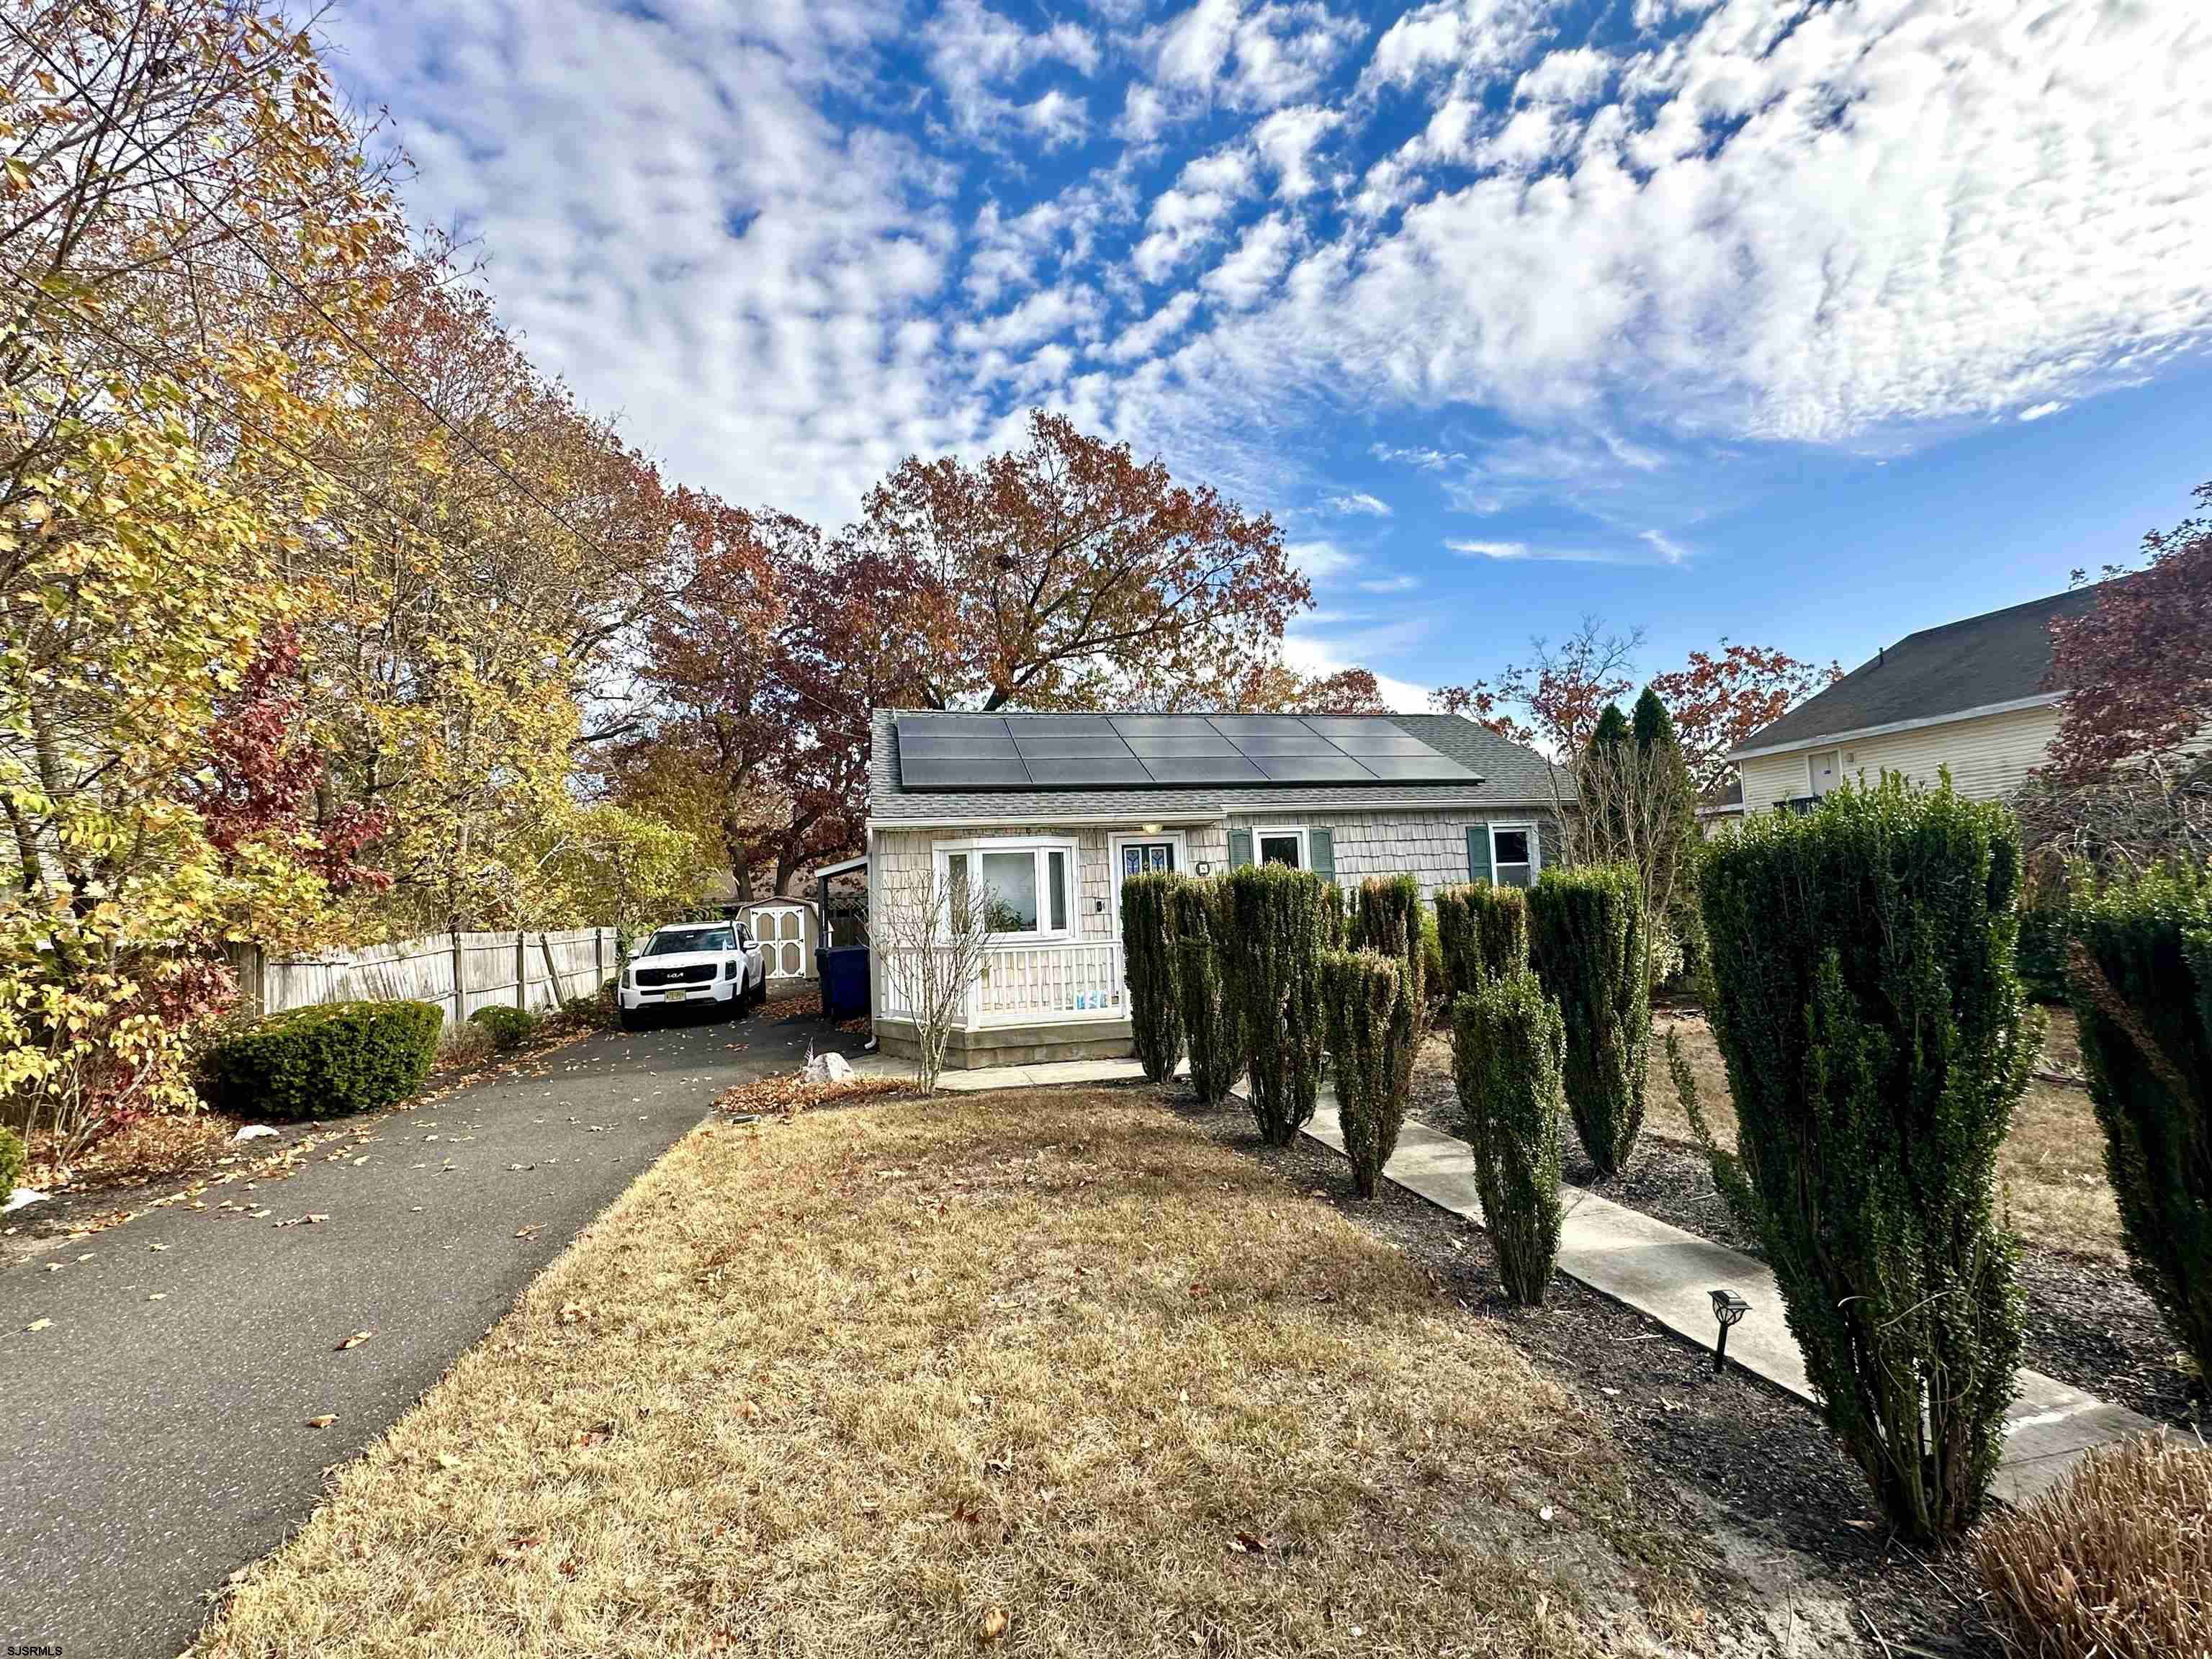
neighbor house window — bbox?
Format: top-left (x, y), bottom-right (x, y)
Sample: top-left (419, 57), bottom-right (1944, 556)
top-left (935, 840), bottom-right (1076, 942)
top-left (1489, 824), bottom-right (1537, 888)
top-left (1256, 827), bottom-right (1307, 869)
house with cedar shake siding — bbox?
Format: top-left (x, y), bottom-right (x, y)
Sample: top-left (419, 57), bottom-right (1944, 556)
top-left (864, 709), bottom-right (1562, 1069)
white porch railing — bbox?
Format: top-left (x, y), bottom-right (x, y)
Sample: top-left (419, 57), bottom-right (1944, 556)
top-left (880, 938), bottom-right (1128, 1029)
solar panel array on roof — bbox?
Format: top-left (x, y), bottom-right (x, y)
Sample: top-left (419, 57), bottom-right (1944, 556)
top-left (891, 715), bottom-right (1482, 791)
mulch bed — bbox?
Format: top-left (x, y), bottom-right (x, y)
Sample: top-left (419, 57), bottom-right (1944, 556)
top-left (1167, 1086), bottom-right (1987, 1655)
top-left (1409, 1039), bottom-right (2203, 1434)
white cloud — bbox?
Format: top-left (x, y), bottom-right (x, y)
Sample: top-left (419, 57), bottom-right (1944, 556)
top-left (1202, 215), bottom-right (1295, 309)
top-left (1251, 104), bottom-right (1340, 198)
top-left (1325, 491), bottom-right (1392, 516)
top-left (1138, 0), bottom-right (1364, 130)
top-left (922, 0), bottom-right (1097, 140)
top-left (1371, 442), bottom-right (1465, 469)
top-left (1105, 291), bottom-right (1200, 362)
top-left (1357, 572), bottom-right (1419, 592)
top-left (2018, 400), bottom-right (2066, 422)
top-left (1448, 536), bottom-right (1682, 566)
top-left (1285, 537), bottom-right (1356, 580)
top-left (1017, 89), bottom-right (1089, 149)
top-left (1131, 150), bottom-right (1255, 281)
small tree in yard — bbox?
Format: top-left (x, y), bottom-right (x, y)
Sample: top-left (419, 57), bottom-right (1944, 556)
top-left (1171, 877), bottom-right (1244, 1104)
top-left (874, 867), bottom-right (993, 1094)
top-left (1223, 864), bottom-right (1340, 1144)
top-left (1321, 950), bottom-right (1412, 1197)
top-left (1528, 863), bottom-right (1650, 1177)
top-left (2066, 863), bottom-right (2212, 1383)
top-left (1454, 973), bottom-right (1566, 1305)
top-left (1434, 881), bottom-right (1529, 999)
top-left (1349, 873), bottom-right (1424, 1091)
top-left (1120, 872), bottom-right (1184, 1083)
top-left (1679, 775), bottom-right (2033, 1545)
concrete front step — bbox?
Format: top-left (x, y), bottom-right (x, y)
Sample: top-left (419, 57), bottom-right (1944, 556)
top-left (1303, 1100), bottom-right (2162, 1508)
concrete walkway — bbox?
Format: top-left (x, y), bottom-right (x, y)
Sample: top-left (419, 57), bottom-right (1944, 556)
top-left (1304, 1100), bottom-right (2158, 1507)
top-left (0, 1003), bottom-right (868, 1659)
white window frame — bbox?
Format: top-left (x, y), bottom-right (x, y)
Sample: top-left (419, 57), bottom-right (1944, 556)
top-left (1108, 830), bottom-right (1190, 932)
top-left (932, 836), bottom-right (1079, 943)
top-left (1254, 824), bottom-right (1309, 871)
top-left (1487, 822), bottom-right (1539, 888)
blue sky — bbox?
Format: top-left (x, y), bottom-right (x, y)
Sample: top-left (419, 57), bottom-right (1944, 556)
top-left (322, 0), bottom-right (2212, 709)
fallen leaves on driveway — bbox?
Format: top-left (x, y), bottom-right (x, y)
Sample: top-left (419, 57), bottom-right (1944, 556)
top-left (335, 1331), bottom-right (374, 1352)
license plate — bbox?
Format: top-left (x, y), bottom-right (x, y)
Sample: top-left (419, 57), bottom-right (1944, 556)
top-left (664, 988), bottom-right (689, 1002)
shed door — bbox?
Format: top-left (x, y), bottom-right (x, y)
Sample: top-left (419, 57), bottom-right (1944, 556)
top-left (753, 905), bottom-right (809, 981)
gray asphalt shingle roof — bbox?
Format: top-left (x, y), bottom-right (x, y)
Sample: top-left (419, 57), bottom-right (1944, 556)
top-left (867, 709), bottom-right (1561, 821)
top-left (1735, 584), bottom-right (2106, 755)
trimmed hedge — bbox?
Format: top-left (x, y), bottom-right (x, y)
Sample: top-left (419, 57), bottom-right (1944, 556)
top-left (1223, 863), bottom-right (1341, 1144)
top-left (1688, 775), bottom-right (2031, 1543)
top-left (2015, 898), bottom-right (2072, 1004)
top-left (1170, 877), bottom-right (1243, 1105)
top-left (1120, 871), bottom-right (1184, 1084)
top-left (1434, 880), bottom-right (1529, 1000)
top-left (0, 1122), bottom-right (23, 1195)
top-left (469, 1004), bottom-right (536, 1052)
top-left (1321, 950), bottom-right (1412, 1197)
top-left (1349, 873), bottom-right (1424, 1092)
top-left (204, 999), bottom-right (444, 1121)
top-left (1528, 863), bottom-right (1650, 1177)
top-left (2067, 863), bottom-right (2212, 1384)
top-left (1452, 972), bottom-right (1566, 1305)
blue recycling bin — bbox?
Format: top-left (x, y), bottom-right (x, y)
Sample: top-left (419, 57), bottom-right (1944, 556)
top-left (818, 945), bottom-right (870, 1021)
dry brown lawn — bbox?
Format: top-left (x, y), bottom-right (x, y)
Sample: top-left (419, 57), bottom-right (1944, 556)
top-left (1647, 1010), bottom-right (2123, 1262)
top-left (195, 1089), bottom-right (1730, 1658)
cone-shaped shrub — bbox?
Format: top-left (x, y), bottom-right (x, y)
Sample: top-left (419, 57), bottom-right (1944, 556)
top-left (1120, 871), bottom-right (1184, 1082)
top-left (1689, 775), bottom-right (2032, 1544)
top-left (1349, 873), bottom-right (1424, 1089)
top-left (1434, 880), bottom-right (1529, 1000)
top-left (1527, 863), bottom-right (1650, 1175)
top-left (2067, 863), bottom-right (2212, 1383)
top-left (1223, 863), bottom-right (1339, 1144)
top-left (1169, 876), bottom-right (1244, 1105)
top-left (1321, 949), bottom-right (1411, 1197)
top-left (1452, 972), bottom-right (1565, 1305)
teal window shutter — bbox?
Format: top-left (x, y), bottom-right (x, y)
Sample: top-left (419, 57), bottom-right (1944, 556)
top-left (1227, 827), bottom-right (1253, 868)
top-left (1309, 826), bottom-right (1335, 883)
top-left (1466, 824), bottom-right (1492, 884)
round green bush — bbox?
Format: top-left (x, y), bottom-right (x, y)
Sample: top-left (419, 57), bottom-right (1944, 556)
top-left (202, 999), bottom-right (444, 1122)
top-left (469, 1004), bottom-right (536, 1052)
top-left (0, 1122), bottom-right (24, 1195)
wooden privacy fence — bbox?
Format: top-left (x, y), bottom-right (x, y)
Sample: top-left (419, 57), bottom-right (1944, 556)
top-left (230, 927), bottom-right (619, 1030)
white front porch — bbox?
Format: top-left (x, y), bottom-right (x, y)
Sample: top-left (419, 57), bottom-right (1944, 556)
top-left (878, 937), bottom-right (1129, 1030)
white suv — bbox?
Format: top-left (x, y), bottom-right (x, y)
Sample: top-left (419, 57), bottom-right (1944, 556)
top-left (617, 922), bottom-right (766, 1030)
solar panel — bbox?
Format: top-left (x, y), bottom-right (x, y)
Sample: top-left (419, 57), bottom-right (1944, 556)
top-left (898, 756), bottom-right (1032, 789)
top-left (1134, 755), bottom-right (1271, 786)
top-left (1296, 716), bottom-right (1394, 735)
top-left (1004, 716), bottom-right (1120, 737)
top-left (891, 714), bottom-right (1485, 793)
top-left (898, 734), bottom-right (1021, 759)
top-left (1351, 754), bottom-right (1480, 781)
top-left (1122, 734), bottom-right (1243, 757)
top-left (1109, 714), bottom-right (1220, 737)
top-left (1325, 732), bottom-right (1436, 757)
top-left (1020, 756), bottom-right (1154, 787)
top-left (1249, 754), bottom-right (1382, 783)
top-left (1226, 733), bottom-right (1339, 756)
top-left (1010, 736), bottom-right (1139, 759)
top-left (897, 714), bottom-right (1005, 739)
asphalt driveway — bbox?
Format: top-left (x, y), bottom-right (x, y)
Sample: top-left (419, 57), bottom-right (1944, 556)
top-left (0, 1000), bottom-right (866, 1659)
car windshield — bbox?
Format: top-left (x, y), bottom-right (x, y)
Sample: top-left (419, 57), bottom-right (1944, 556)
top-left (642, 926), bottom-right (732, 956)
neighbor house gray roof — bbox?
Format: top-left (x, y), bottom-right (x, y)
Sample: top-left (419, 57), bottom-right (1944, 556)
top-left (1733, 584), bottom-right (2107, 757)
top-left (868, 709), bottom-right (1561, 823)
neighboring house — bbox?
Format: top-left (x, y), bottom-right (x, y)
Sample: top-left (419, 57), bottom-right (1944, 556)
top-left (1730, 585), bottom-right (2105, 813)
top-left (865, 709), bottom-right (1561, 1069)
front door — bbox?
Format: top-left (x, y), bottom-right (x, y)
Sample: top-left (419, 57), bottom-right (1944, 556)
top-left (1114, 839), bottom-right (1179, 932)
